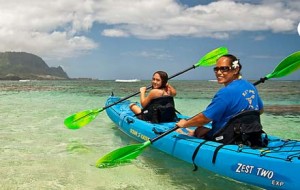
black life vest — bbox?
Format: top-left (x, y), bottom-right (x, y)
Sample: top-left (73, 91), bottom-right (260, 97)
top-left (212, 110), bottom-right (268, 148)
top-left (140, 96), bottom-right (177, 123)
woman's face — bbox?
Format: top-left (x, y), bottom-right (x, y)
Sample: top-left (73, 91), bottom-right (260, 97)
top-left (214, 57), bottom-right (238, 86)
top-left (152, 73), bottom-right (162, 89)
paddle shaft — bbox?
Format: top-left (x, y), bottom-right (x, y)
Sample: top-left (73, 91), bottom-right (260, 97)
top-left (253, 77), bottom-right (267, 86)
top-left (102, 65), bottom-right (196, 110)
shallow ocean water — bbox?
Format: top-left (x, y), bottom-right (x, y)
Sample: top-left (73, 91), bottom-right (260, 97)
top-left (0, 80), bottom-right (299, 190)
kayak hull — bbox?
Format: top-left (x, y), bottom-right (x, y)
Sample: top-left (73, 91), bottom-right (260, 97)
top-left (105, 96), bottom-right (300, 190)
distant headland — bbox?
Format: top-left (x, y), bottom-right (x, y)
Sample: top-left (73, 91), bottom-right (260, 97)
top-left (0, 52), bottom-right (69, 80)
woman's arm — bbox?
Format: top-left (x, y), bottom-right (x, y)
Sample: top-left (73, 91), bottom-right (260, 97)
top-left (139, 87), bottom-right (147, 107)
top-left (176, 113), bottom-right (211, 128)
top-left (140, 87), bottom-right (158, 107)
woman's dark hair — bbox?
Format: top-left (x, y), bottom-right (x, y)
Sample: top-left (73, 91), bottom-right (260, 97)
top-left (153, 71), bottom-right (168, 89)
top-left (220, 54), bottom-right (242, 74)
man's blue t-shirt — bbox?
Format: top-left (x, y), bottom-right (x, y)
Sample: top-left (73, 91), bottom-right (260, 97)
top-left (203, 79), bottom-right (263, 137)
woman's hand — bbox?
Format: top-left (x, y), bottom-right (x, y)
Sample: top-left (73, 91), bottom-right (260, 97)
top-left (176, 119), bottom-right (187, 128)
top-left (140, 87), bottom-right (147, 94)
top-left (166, 83), bottom-right (176, 96)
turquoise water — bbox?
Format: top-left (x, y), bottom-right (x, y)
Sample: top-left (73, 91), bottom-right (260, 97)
top-left (0, 80), bottom-right (299, 190)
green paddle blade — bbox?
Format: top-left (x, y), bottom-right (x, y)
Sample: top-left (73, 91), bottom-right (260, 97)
top-left (96, 141), bottom-right (151, 168)
top-left (64, 108), bottom-right (103, 129)
top-left (96, 127), bottom-right (178, 168)
top-left (266, 51), bottom-right (300, 79)
top-left (194, 46), bottom-right (228, 67)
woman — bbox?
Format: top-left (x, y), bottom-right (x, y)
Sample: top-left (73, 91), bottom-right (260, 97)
top-left (130, 71), bottom-right (177, 123)
top-left (176, 54), bottom-right (264, 142)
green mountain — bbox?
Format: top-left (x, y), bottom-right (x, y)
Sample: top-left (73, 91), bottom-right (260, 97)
top-left (0, 52), bottom-right (69, 80)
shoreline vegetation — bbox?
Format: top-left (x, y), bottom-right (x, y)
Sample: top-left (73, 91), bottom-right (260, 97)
top-left (0, 52), bottom-right (69, 80)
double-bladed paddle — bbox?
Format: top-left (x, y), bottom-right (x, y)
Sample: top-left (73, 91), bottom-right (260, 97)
top-left (95, 51), bottom-right (300, 168)
top-left (64, 46), bottom-right (228, 129)
top-left (253, 51), bottom-right (300, 85)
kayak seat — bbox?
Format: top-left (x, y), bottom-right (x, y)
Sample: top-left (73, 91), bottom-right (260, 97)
top-left (138, 96), bottom-right (179, 123)
top-left (212, 110), bottom-right (268, 148)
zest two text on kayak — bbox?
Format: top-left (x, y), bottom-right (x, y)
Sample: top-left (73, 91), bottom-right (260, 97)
top-left (130, 128), bottom-right (149, 141)
top-left (235, 163), bottom-right (285, 187)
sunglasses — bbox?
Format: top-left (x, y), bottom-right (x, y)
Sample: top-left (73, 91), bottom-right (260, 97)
top-left (213, 66), bottom-right (232, 72)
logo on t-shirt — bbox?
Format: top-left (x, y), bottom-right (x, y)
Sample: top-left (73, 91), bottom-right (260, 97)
top-left (242, 89), bottom-right (258, 109)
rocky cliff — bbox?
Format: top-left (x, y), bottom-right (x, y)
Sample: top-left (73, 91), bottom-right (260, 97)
top-left (0, 52), bottom-right (69, 80)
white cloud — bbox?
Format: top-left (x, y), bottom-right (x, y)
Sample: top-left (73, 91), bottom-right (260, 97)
top-left (102, 29), bottom-right (129, 37)
top-left (298, 22), bottom-right (300, 36)
top-left (97, 0), bottom-right (299, 38)
top-left (0, 0), bottom-right (299, 60)
top-left (0, 0), bottom-right (97, 60)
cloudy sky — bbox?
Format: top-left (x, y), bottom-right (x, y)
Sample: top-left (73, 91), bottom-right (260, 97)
top-left (0, 0), bottom-right (299, 80)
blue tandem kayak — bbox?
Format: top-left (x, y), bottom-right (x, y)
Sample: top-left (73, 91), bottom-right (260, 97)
top-left (105, 95), bottom-right (300, 190)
